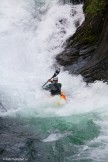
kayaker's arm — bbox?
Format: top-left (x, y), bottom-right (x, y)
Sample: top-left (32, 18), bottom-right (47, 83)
top-left (48, 79), bottom-right (53, 83)
top-left (42, 83), bottom-right (52, 90)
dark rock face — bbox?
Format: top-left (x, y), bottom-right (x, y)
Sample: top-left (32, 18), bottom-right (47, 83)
top-left (61, 0), bottom-right (84, 5)
top-left (0, 103), bottom-right (7, 113)
top-left (56, 0), bottom-right (108, 83)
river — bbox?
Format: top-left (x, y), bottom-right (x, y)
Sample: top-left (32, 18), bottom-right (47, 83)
top-left (0, 0), bottom-right (108, 161)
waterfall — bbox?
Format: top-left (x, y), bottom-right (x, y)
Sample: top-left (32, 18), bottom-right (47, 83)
top-left (0, 1), bottom-right (108, 161)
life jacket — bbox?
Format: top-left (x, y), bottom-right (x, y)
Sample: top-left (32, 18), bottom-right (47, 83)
top-left (50, 83), bottom-right (61, 95)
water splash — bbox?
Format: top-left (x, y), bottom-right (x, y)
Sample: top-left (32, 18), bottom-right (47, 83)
top-left (0, 1), bottom-right (108, 161)
top-left (0, 0), bottom-right (85, 114)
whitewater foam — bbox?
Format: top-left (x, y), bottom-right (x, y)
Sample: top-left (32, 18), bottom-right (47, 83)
top-left (0, 0), bottom-right (108, 120)
top-left (0, 0), bottom-right (85, 115)
top-left (0, 0), bottom-right (107, 117)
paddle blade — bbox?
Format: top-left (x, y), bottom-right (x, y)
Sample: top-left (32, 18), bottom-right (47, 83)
top-left (42, 68), bottom-right (60, 88)
top-left (53, 68), bottom-right (60, 78)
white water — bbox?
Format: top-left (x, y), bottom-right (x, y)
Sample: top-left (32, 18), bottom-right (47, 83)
top-left (0, 0), bottom-right (86, 115)
top-left (0, 0), bottom-right (108, 116)
top-left (0, 0), bottom-right (107, 117)
top-left (0, 0), bottom-right (108, 160)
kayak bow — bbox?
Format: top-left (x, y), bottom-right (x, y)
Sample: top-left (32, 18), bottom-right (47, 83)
top-left (60, 92), bottom-right (66, 101)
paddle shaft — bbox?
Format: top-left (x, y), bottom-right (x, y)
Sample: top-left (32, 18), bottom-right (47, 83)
top-left (42, 68), bottom-right (60, 88)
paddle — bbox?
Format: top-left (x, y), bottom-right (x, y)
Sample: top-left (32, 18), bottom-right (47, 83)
top-left (42, 68), bottom-right (60, 88)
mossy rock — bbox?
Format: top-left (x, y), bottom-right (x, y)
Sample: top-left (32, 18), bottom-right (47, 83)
top-left (84, 0), bottom-right (105, 16)
top-left (77, 26), bottom-right (97, 44)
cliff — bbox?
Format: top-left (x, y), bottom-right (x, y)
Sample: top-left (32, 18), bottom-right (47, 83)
top-left (56, 0), bottom-right (108, 82)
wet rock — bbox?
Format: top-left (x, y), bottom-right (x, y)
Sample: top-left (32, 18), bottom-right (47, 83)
top-left (56, 0), bottom-right (108, 83)
top-left (80, 56), bottom-right (108, 82)
top-left (61, 0), bottom-right (84, 5)
top-left (74, 20), bottom-right (80, 28)
top-left (56, 48), bottom-right (79, 66)
top-left (69, 0), bottom-right (84, 4)
top-left (0, 103), bottom-right (7, 113)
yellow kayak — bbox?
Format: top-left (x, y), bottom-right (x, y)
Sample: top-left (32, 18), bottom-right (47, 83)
top-left (49, 92), bottom-right (66, 106)
top-left (60, 92), bottom-right (66, 100)
top-left (57, 92), bottom-right (66, 106)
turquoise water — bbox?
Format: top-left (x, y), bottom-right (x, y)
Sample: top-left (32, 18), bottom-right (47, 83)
top-left (0, 113), bottom-right (101, 162)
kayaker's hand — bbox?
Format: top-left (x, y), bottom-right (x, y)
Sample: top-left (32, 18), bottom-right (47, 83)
top-left (48, 79), bottom-right (51, 82)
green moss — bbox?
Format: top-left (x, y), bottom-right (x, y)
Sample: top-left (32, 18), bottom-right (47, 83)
top-left (85, 0), bottom-right (105, 15)
top-left (73, 0), bottom-right (106, 45)
top-left (77, 27), bottom-right (97, 44)
top-left (80, 32), bottom-right (96, 43)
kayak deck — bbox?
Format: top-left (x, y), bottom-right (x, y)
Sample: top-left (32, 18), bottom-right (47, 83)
top-left (57, 92), bottom-right (66, 106)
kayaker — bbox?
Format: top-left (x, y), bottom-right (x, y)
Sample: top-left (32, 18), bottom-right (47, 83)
top-left (43, 77), bottom-right (62, 96)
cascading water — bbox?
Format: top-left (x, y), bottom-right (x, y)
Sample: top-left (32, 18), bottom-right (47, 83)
top-left (0, 0), bottom-right (85, 115)
top-left (0, 0), bottom-right (108, 161)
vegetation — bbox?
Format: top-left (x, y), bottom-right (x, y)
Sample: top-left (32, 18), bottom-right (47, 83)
top-left (84, 0), bottom-right (105, 15)
top-left (77, 0), bottom-right (106, 44)
top-left (78, 27), bottom-right (97, 44)
top-left (67, 0), bottom-right (106, 44)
